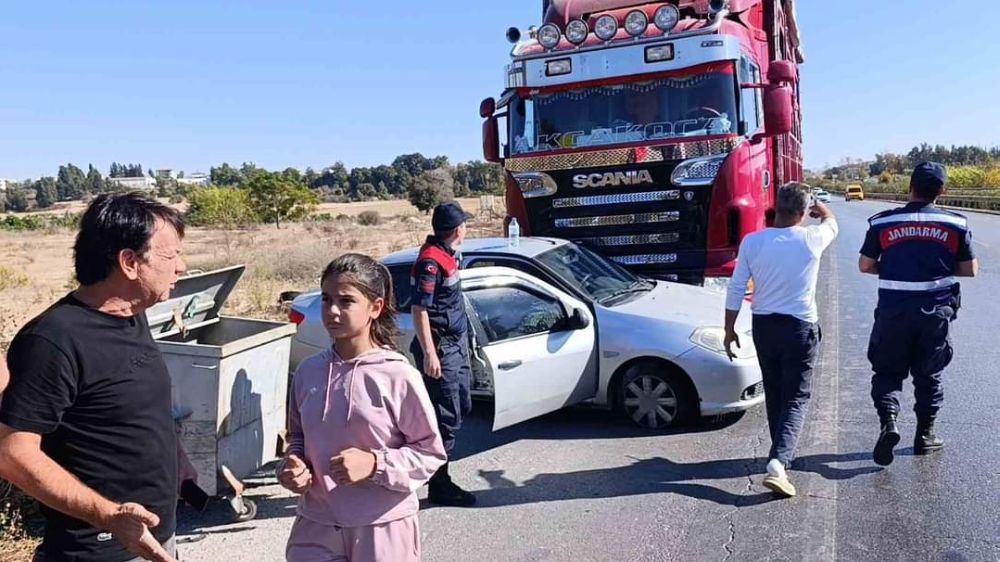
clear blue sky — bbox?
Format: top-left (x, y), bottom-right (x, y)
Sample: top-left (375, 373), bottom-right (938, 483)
top-left (1, 1), bottom-right (997, 179)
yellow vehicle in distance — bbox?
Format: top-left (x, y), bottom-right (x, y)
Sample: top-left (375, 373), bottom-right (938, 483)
top-left (845, 184), bottom-right (865, 201)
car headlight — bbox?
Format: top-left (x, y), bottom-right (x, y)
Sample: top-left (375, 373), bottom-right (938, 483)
top-left (690, 327), bottom-right (756, 359)
top-left (671, 154), bottom-right (727, 187)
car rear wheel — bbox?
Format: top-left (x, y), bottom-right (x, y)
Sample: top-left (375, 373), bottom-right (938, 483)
top-left (617, 362), bottom-right (696, 429)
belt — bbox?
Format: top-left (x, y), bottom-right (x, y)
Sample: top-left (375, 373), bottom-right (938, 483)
top-left (878, 277), bottom-right (956, 291)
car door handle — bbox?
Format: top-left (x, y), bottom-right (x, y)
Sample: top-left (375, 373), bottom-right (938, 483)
top-left (498, 360), bottom-right (522, 371)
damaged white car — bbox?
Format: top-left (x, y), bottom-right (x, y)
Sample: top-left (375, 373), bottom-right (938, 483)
top-left (288, 238), bottom-right (763, 430)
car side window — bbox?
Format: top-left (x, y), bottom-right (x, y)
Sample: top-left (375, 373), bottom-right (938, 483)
top-left (466, 257), bottom-right (548, 281)
top-left (466, 285), bottom-right (566, 343)
top-left (388, 265), bottom-right (412, 312)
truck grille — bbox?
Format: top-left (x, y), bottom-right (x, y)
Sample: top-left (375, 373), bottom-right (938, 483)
top-left (523, 161), bottom-right (714, 281)
top-left (575, 233), bottom-right (681, 247)
top-left (553, 190), bottom-right (681, 208)
top-left (555, 211), bottom-right (680, 229)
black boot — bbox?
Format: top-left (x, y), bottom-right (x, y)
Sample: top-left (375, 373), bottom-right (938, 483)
top-left (428, 462), bottom-right (477, 507)
top-left (914, 417), bottom-right (945, 455)
top-left (873, 411), bottom-right (901, 466)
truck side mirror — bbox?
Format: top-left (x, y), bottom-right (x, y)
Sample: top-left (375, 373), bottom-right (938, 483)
top-left (480, 97), bottom-right (496, 119)
top-left (481, 97), bottom-right (501, 162)
top-left (767, 60), bottom-right (797, 84)
top-left (483, 117), bottom-right (501, 163)
top-left (762, 85), bottom-right (793, 137)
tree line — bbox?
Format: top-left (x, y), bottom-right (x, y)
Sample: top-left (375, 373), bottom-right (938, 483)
top-left (828, 143), bottom-right (1000, 179)
top-left (208, 154), bottom-right (503, 202)
top-left (1, 154), bottom-right (504, 214)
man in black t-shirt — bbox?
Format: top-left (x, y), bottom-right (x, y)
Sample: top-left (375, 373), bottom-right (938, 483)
top-left (0, 193), bottom-right (186, 562)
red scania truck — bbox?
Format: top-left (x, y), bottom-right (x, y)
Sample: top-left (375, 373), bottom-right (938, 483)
top-left (480, 0), bottom-right (804, 285)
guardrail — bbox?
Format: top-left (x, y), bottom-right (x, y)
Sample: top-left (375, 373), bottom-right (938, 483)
top-left (824, 188), bottom-right (1000, 212)
top-left (859, 192), bottom-right (1000, 213)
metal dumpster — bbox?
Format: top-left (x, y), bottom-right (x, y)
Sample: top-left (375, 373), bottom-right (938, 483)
top-left (146, 265), bottom-right (295, 521)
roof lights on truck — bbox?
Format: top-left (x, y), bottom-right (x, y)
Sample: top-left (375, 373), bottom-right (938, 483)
top-left (671, 154), bottom-right (727, 187)
top-left (624, 10), bottom-right (649, 37)
top-left (594, 15), bottom-right (618, 41)
top-left (654, 5), bottom-right (681, 32)
top-left (538, 23), bottom-right (561, 49)
top-left (565, 19), bottom-right (589, 45)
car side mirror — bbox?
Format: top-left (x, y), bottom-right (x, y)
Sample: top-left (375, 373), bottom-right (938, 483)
top-left (567, 307), bottom-right (590, 330)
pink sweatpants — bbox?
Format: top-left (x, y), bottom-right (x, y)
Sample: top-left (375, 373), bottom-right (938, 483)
top-left (286, 515), bottom-right (421, 562)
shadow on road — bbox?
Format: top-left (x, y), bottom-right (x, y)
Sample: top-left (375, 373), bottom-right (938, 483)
top-left (176, 487), bottom-right (298, 538)
top-left (424, 451), bottom-right (880, 510)
top-left (452, 402), bottom-right (747, 461)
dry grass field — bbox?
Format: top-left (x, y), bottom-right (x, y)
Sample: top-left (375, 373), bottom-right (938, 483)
top-left (0, 196), bottom-right (498, 350)
top-left (0, 197), bottom-right (502, 559)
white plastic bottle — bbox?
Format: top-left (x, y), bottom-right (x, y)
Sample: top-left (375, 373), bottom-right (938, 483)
top-left (508, 217), bottom-right (520, 248)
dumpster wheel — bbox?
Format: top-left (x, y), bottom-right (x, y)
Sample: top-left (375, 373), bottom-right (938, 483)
top-left (220, 464), bottom-right (258, 522)
top-left (231, 497), bottom-right (257, 522)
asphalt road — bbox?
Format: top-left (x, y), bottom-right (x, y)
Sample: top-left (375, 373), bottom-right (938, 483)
top-left (176, 200), bottom-right (1000, 562)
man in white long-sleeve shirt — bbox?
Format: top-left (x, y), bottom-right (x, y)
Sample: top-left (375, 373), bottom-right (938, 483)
top-left (724, 183), bottom-right (838, 498)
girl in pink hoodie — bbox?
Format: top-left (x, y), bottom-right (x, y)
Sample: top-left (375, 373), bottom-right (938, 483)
top-left (279, 253), bottom-right (446, 562)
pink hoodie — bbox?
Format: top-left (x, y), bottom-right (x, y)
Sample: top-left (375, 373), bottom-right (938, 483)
top-left (287, 347), bottom-right (446, 527)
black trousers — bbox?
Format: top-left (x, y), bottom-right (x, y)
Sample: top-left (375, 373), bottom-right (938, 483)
top-left (411, 334), bottom-right (472, 454)
top-left (752, 314), bottom-right (821, 467)
top-left (868, 304), bottom-right (954, 418)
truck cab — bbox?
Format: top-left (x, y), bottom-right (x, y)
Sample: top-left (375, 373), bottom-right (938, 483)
top-left (481, 0), bottom-right (805, 285)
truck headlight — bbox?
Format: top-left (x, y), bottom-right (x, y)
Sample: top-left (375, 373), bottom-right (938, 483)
top-left (671, 154), bottom-right (727, 187)
top-left (512, 172), bottom-right (558, 198)
top-left (690, 327), bottom-right (756, 359)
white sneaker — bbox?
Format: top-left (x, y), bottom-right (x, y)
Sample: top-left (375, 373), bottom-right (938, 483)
top-left (766, 458), bottom-right (786, 478)
top-left (763, 458), bottom-right (796, 498)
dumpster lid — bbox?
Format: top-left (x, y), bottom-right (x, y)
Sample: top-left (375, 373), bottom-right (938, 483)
top-left (146, 264), bottom-right (245, 339)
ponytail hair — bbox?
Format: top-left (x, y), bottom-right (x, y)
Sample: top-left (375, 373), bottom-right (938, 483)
top-left (320, 253), bottom-right (399, 350)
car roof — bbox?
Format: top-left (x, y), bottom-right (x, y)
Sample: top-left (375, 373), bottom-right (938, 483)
top-left (382, 237), bottom-right (569, 266)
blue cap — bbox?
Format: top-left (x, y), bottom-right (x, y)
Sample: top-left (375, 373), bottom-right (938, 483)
top-left (911, 161), bottom-right (947, 191)
top-left (432, 201), bottom-right (473, 232)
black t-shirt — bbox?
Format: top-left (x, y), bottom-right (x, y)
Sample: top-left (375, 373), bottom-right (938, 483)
top-left (1, 294), bottom-right (177, 562)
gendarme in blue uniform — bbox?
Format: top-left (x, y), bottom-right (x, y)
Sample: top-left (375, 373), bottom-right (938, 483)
top-left (410, 236), bottom-right (467, 341)
top-left (861, 195), bottom-right (975, 419)
top-left (409, 203), bottom-right (473, 457)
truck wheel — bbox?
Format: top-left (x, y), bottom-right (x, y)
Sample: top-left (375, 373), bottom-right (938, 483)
top-left (617, 362), bottom-right (695, 429)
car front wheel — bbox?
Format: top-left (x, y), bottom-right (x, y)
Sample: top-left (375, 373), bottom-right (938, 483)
top-left (617, 362), bottom-right (696, 429)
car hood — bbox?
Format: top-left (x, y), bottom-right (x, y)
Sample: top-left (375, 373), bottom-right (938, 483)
top-left (603, 281), bottom-right (751, 332)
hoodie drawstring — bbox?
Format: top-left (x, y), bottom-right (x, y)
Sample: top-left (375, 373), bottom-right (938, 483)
top-left (321, 350), bottom-right (374, 422)
top-left (346, 361), bottom-right (361, 422)
top-left (322, 359), bottom-right (335, 422)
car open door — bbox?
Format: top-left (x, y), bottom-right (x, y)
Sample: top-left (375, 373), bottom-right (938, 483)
top-left (462, 267), bottom-right (598, 430)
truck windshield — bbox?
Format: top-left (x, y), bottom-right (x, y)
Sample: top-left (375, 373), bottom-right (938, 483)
top-left (536, 244), bottom-right (649, 304)
top-left (510, 67), bottom-right (738, 155)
